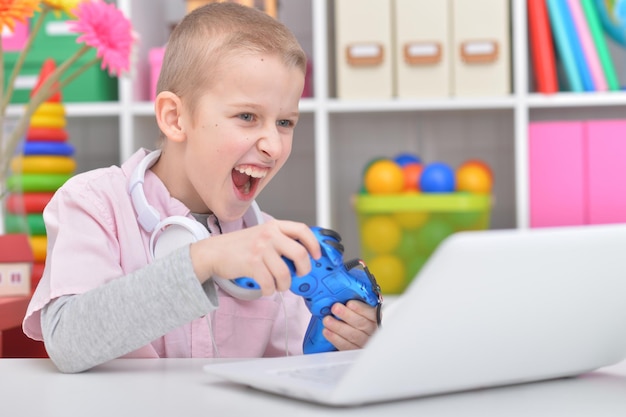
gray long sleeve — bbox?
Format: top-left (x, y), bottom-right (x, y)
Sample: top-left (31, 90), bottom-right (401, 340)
top-left (40, 246), bottom-right (219, 373)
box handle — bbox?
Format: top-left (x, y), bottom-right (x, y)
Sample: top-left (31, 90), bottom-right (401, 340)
top-left (45, 20), bottom-right (74, 37)
top-left (403, 41), bottom-right (442, 65)
top-left (460, 40), bottom-right (499, 63)
top-left (346, 43), bottom-right (384, 66)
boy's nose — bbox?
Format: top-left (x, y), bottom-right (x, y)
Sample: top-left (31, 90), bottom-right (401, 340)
top-left (257, 125), bottom-right (282, 158)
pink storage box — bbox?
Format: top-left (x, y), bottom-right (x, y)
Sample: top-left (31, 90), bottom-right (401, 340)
top-left (529, 121), bottom-right (586, 227)
top-left (149, 47), bottom-right (165, 101)
top-left (586, 120), bottom-right (626, 224)
top-left (529, 120), bottom-right (626, 227)
top-left (2, 21), bottom-right (29, 51)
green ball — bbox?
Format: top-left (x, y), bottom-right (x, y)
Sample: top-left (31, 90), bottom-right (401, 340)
top-left (447, 211), bottom-right (483, 229)
top-left (397, 230), bottom-right (421, 259)
top-left (415, 219), bottom-right (454, 254)
top-left (405, 255), bottom-right (428, 283)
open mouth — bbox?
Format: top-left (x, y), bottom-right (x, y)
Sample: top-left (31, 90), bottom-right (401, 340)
top-left (232, 165), bottom-right (267, 196)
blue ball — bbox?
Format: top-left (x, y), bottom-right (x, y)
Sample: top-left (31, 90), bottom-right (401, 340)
top-left (393, 152), bottom-right (421, 167)
top-left (420, 162), bottom-right (455, 192)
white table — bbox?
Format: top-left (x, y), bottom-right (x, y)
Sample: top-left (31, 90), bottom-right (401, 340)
top-left (2, 358), bottom-right (626, 416)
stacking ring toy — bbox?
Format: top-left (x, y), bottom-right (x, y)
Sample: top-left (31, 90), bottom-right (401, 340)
top-left (7, 173), bottom-right (72, 192)
top-left (26, 127), bottom-right (68, 142)
top-left (23, 141), bottom-right (74, 156)
top-left (3, 213), bottom-right (28, 234)
top-left (5, 192), bottom-right (54, 213)
top-left (29, 114), bottom-right (66, 129)
top-left (11, 155), bottom-right (76, 174)
top-left (34, 102), bottom-right (65, 117)
top-left (29, 235), bottom-right (47, 262)
top-left (4, 213), bottom-right (46, 235)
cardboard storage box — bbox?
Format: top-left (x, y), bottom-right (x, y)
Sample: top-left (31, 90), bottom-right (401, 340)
top-left (354, 193), bottom-right (491, 294)
top-left (394, 0), bottom-right (451, 98)
top-left (529, 120), bottom-right (626, 227)
top-left (450, 0), bottom-right (510, 96)
top-left (29, 10), bottom-right (83, 52)
top-left (334, 0), bottom-right (394, 99)
top-left (149, 47), bottom-right (165, 101)
top-left (2, 10), bottom-right (118, 103)
top-left (186, 1), bottom-right (278, 17)
top-left (3, 49), bottom-right (118, 103)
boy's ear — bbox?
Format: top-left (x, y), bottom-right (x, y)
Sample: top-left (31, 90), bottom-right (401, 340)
top-left (154, 91), bottom-right (186, 142)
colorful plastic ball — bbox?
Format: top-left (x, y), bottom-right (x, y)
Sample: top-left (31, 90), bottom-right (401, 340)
top-left (367, 254), bottom-right (406, 294)
top-left (393, 152), bottom-right (421, 167)
top-left (363, 159), bottom-right (404, 194)
top-left (402, 162), bottom-right (423, 192)
top-left (464, 159), bottom-right (493, 176)
top-left (392, 210), bottom-right (429, 230)
top-left (361, 156), bottom-right (386, 176)
top-left (419, 162), bottom-right (455, 193)
top-left (405, 255), bottom-right (428, 282)
top-left (447, 210), bottom-right (484, 230)
top-left (396, 230), bottom-right (421, 259)
top-left (361, 215), bottom-right (402, 254)
top-left (359, 157), bottom-right (385, 193)
top-left (415, 218), bottom-right (454, 254)
top-left (455, 160), bottom-right (493, 194)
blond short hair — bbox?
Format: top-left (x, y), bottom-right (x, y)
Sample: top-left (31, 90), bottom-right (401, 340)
top-left (156, 3), bottom-right (307, 116)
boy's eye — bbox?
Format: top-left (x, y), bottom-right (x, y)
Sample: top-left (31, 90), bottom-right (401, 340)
top-left (239, 113), bottom-right (254, 122)
top-left (277, 119), bottom-right (293, 128)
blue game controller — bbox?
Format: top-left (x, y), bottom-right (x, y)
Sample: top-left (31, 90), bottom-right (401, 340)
top-left (233, 227), bottom-right (383, 354)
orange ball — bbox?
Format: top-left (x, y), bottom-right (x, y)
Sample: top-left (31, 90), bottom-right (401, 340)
top-left (364, 159), bottom-right (404, 194)
top-left (455, 160), bottom-right (493, 194)
top-left (402, 162), bottom-right (423, 192)
top-left (464, 159), bottom-right (493, 178)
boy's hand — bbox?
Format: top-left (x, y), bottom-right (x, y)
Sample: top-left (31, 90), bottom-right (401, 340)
top-left (190, 219), bottom-right (321, 296)
top-left (321, 300), bottom-right (380, 350)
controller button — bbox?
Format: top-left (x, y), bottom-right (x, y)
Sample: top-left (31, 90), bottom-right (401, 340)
top-left (325, 240), bottom-right (345, 254)
top-left (298, 283), bottom-right (311, 293)
top-left (321, 306), bottom-right (331, 315)
top-left (318, 228), bottom-right (342, 242)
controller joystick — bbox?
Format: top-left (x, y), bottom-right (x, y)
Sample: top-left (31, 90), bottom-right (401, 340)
top-left (232, 226), bottom-right (382, 354)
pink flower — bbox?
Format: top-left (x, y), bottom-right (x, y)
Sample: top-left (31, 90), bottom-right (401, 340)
top-left (67, 0), bottom-right (134, 77)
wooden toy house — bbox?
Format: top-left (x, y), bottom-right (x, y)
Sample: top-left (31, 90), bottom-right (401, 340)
top-left (0, 234), bottom-right (33, 297)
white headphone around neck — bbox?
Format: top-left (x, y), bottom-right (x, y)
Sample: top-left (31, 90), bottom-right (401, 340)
top-left (129, 149), bottom-right (264, 300)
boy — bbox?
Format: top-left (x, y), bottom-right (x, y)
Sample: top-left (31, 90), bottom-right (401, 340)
top-left (23, 3), bottom-right (379, 373)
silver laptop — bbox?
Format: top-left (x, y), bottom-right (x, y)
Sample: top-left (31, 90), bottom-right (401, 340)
top-left (204, 224), bottom-right (626, 406)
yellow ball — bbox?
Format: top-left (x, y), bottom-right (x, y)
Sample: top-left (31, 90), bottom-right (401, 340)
top-left (363, 159), bottom-right (404, 194)
top-left (361, 215), bottom-right (402, 254)
top-left (393, 211), bottom-right (429, 230)
top-left (367, 254), bottom-right (406, 294)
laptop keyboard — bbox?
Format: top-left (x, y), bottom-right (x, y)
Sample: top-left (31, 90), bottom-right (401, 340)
top-left (272, 362), bottom-right (352, 384)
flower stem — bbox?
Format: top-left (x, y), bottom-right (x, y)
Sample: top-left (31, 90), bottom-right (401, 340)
top-left (0, 44), bottom-right (92, 181)
top-left (1, 7), bottom-right (51, 113)
top-left (0, 6), bottom-right (51, 187)
top-left (58, 57), bottom-right (100, 92)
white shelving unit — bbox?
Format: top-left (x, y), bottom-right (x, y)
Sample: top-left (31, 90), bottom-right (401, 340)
top-left (8, 0), bottom-right (626, 258)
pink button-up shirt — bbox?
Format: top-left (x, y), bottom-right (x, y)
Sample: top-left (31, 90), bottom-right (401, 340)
top-left (23, 149), bottom-right (310, 358)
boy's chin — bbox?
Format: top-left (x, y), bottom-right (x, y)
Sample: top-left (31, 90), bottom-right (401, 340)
top-left (215, 204), bottom-right (255, 223)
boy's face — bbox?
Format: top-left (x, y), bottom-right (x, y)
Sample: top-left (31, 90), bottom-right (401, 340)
top-left (178, 53), bottom-right (304, 221)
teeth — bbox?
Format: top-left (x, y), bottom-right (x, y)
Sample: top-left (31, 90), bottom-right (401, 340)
top-left (235, 165), bottom-right (267, 179)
